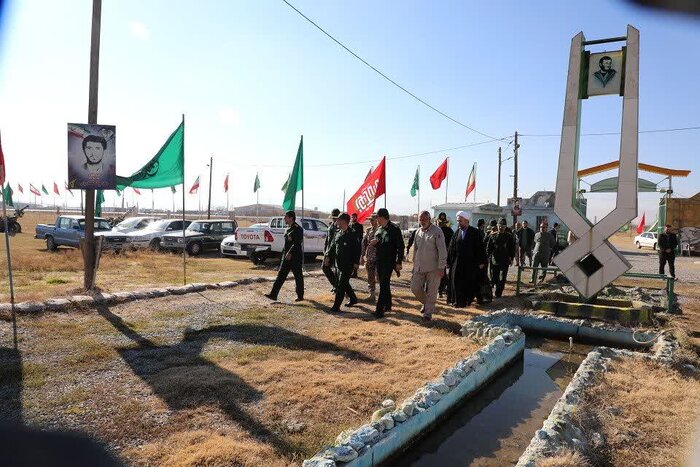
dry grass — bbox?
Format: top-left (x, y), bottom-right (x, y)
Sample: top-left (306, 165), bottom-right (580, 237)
top-left (0, 277), bottom-right (482, 466)
top-left (538, 449), bottom-right (591, 467)
top-left (0, 211), bottom-right (277, 302)
top-left (575, 358), bottom-right (700, 467)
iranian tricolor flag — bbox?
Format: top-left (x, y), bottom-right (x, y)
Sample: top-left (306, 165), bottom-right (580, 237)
top-left (465, 163), bottom-right (476, 201)
top-left (224, 173), bottom-right (229, 193)
top-left (29, 184), bottom-right (41, 196)
top-left (133, 187), bottom-right (142, 195)
top-left (53, 182), bottom-right (60, 196)
top-left (189, 176), bottom-right (200, 194)
top-left (17, 183), bottom-right (24, 194)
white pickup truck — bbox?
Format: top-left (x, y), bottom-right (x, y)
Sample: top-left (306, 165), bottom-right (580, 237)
top-left (235, 216), bottom-right (329, 264)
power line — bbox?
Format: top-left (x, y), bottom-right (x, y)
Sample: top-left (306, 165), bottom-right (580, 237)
top-left (279, 0), bottom-right (504, 142)
top-left (520, 125), bottom-right (700, 137)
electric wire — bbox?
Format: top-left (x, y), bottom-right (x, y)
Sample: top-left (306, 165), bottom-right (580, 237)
top-left (279, 0), bottom-right (504, 142)
top-left (520, 125), bottom-right (700, 137)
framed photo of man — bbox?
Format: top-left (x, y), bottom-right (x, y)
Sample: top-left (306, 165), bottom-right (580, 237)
top-left (67, 123), bottom-right (116, 190)
top-left (586, 50), bottom-right (624, 97)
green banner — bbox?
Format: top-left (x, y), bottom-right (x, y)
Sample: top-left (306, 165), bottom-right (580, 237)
top-left (282, 136), bottom-right (303, 211)
top-left (410, 166), bottom-right (419, 197)
top-left (116, 120), bottom-right (184, 190)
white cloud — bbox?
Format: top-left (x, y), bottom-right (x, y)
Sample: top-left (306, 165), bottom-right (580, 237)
top-left (128, 20), bottom-right (150, 40)
top-left (219, 107), bottom-right (241, 128)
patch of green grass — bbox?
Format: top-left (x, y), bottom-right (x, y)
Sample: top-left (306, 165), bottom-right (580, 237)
top-left (46, 277), bottom-right (70, 285)
top-left (23, 362), bottom-right (47, 389)
top-left (234, 308), bottom-right (272, 324)
top-left (63, 339), bottom-right (114, 367)
top-left (234, 345), bottom-right (277, 365)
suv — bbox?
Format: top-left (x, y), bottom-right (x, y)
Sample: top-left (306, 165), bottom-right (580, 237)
top-left (161, 219), bottom-right (237, 256)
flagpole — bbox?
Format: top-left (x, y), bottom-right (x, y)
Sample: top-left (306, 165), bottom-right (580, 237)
top-left (417, 165), bottom-right (420, 220)
top-left (445, 156), bottom-right (449, 204)
top-left (300, 135), bottom-right (305, 273)
top-left (0, 131), bottom-right (17, 349)
top-left (473, 162), bottom-right (477, 203)
top-left (181, 114), bottom-right (186, 285)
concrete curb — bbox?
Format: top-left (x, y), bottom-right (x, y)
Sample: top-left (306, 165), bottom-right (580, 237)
top-left (303, 325), bottom-right (525, 467)
top-left (462, 309), bottom-right (659, 348)
top-left (0, 271), bottom-right (326, 314)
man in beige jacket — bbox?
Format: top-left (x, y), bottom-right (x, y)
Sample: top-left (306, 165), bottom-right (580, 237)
top-left (411, 211), bottom-right (448, 321)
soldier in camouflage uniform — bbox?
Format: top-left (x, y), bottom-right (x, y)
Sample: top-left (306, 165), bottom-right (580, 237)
top-left (322, 208), bottom-right (340, 291)
top-left (330, 213), bottom-right (360, 312)
top-left (265, 210), bottom-right (304, 301)
top-left (360, 214), bottom-right (379, 297)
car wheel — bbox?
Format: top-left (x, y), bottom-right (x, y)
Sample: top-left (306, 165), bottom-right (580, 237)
top-left (46, 236), bottom-right (57, 251)
top-left (187, 242), bottom-right (202, 256)
top-left (636, 241), bottom-right (641, 249)
top-left (653, 243), bottom-right (657, 251)
top-left (251, 252), bottom-right (266, 265)
top-left (149, 238), bottom-right (161, 250)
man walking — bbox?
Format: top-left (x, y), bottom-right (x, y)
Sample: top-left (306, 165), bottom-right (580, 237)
top-left (265, 211), bottom-right (304, 301)
top-left (349, 213), bottom-right (364, 278)
top-left (360, 214), bottom-right (379, 297)
top-left (371, 208), bottom-right (404, 318)
top-left (658, 224), bottom-right (678, 280)
top-left (322, 209), bottom-right (340, 291)
top-left (532, 223), bottom-right (555, 283)
top-left (517, 220), bottom-right (535, 266)
top-left (447, 211), bottom-right (486, 307)
top-left (486, 219), bottom-right (516, 297)
top-left (549, 222), bottom-right (561, 264)
top-left (411, 211), bottom-right (447, 321)
top-left (330, 213), bottom-right (360, 312)
top-left (436, 213), bottom-right (454, 302)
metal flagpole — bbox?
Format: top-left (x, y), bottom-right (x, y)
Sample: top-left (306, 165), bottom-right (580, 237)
top-left (473, 162), bottom-right (477, 203)
top-left (417, 165), bottom-right (420, 219)
top-left (181, 114), bottom-right (186, 285)
top-left (2, 195), bottom-right (17, 349)
top-left (301, 135), bottom-right (305, 272)
top-left (226, 174), bottom-right (230, 218)
top-left (445, 156), bottom-right (449, 204)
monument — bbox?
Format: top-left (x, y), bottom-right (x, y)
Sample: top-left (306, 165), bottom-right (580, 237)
top-left (553, 25), bottom-right (639, 299)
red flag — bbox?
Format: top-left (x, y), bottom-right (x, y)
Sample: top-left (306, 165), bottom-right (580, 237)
top-left (636, 213), bottom-right (646, 234)
top-left (64, 182), bottom-right (74, 197)
top-left (133, 188), bottom-right (142, 195)
top-left (465, 163), bottom-right (476, 200)
top-left (53, 182), bottom-right (60, 196)
top-left (189, 176), bottom-right (200, 194)
top-left (364, 166), bottom-right (374, 182)
top-left (224, 174), bottom-right (229, 193)
top-left (347, 157), bottom-right (386, 223)
top-left (29, 184), bottom-right (41, 196)
top-left (0, 132), bottom-right (5, 185)
top-left (430, 158), bottom-right (448, 189)
top-left (18, 183), bottom-right (23, 194)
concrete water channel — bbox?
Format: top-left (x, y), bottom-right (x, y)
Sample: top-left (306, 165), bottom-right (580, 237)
top-left (393, 336), bottom-right (592, 466)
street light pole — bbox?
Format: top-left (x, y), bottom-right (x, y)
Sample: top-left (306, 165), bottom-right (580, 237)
top-left (207, 156), bottom-right (213, 220)
top-left (497, 147), bottom-right (502, 206)
top-left (512, 131), bottom-right (520, 226)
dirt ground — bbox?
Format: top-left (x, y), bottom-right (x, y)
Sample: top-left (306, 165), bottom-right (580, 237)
top-left (0, 273), bottom-right (483, 466)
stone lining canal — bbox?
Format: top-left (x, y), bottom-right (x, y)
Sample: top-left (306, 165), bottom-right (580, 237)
top-left (394, 336), bottom-right (591, 466)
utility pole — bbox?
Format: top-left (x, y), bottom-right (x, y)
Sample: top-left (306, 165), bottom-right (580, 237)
top-left (497, 147), bottom-right (502, 206)
top-left (83, 0), bottom-right (101, 290)
top-left (206, 156), bottom-right (213, 219)
top-left (512, 131), bottom-right (519, 226)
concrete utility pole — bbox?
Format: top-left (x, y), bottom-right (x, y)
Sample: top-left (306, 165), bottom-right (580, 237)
top-left (512, 131), bottom-right (519, 226)
top-left (83, 0), bottom-right (102, 290)
top-left (497, 147), bottom-right (502, 206)
top-left (207, 156), bottom-right (213, 220)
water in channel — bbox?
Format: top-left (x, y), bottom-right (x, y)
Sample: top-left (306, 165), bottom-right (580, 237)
top-left (393, 336), bottom-right (591, 467)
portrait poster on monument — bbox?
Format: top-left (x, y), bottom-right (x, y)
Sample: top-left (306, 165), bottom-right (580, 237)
top-left (586, 50), bottom-right (623, 97)
top-left (67, 123), bottom-right (116, 190)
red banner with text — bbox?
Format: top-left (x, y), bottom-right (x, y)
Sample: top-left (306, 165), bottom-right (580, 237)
top-left (347, 157), bottom-right (386, 223)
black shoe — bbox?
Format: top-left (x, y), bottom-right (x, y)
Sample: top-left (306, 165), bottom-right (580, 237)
top-left (295, 297), bottom-right (304, 302)
top-left (264, 293), bottom-right (277, 301)
top-left (422, 314), bottom-right (432, 322)
top-left (345, 299), bottom-right (358, 307)
top-left (329, 307), bottom-right (342, 313)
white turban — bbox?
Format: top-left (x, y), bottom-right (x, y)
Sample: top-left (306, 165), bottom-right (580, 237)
top-left (456, 210), bottom-right (468, 220)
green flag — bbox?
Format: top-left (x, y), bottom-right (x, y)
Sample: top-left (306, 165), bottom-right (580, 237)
top-left (3, 183), bottom-right (13, 207)
top-left (282, 136), bottom-right (303, 211)
top-left (281, 172), bottom-right (290, 192)
top-left (253, 173), bottom-right (261, 193)
top-left (410, 166), bottom-right (419, 197)
top-left (41, 184), bottom-right (49, 195)
top-left (95, 190), bottom-right (105, 217)
top-left (116, 120), bottom-right (184, 190)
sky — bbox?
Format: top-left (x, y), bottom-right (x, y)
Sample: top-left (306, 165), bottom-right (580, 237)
top-left (0, 0), bottom-right (698, 222)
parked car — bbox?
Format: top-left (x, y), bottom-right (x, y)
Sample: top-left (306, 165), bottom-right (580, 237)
top-left (220, 223), bottom-right (267, 258)
top-left (634, 231), bottom-right (658, 250)
top-left (127, 219), bottom-right (192, 250)
top-left (235, 217), bottom-right (328, 264)
top-left (35, 215), bottom-right (128, 251)
top-left (112, 216), bottom-right (160, 233)
top-left (160, 219), bottom-right (237, 256)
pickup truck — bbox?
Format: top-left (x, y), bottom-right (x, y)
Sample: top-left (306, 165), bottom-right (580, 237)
top-left (235, 217), bottom-right (328, 264)
top-left (35, 215), bottom-right (129, 251)
top-left (160, 219), bottom-right (237, 256)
